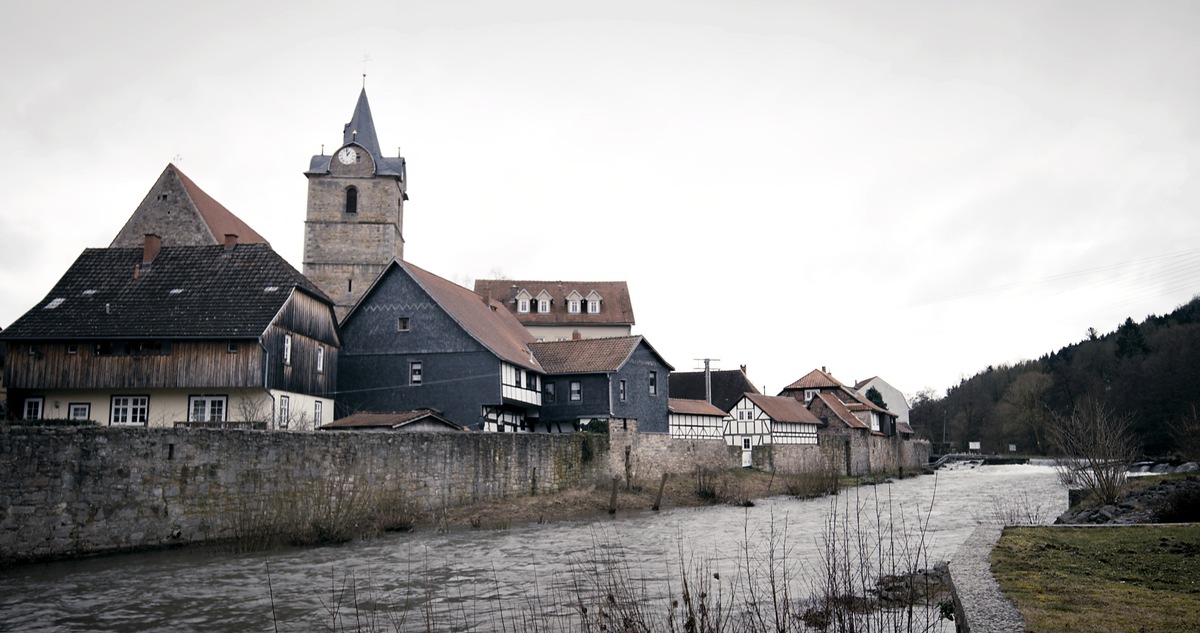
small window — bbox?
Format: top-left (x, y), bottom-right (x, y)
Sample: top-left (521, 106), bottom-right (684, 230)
top-left (410, 361), bottom-right (423, 385)
top-left (587, 300), bottom-right (600, 314)
top-left (742, 438), bottom-right (751, 450)
top-left (544, 382), bottom-right (556, 403)
top-left (68, 403), bottom-right (90, 420)
top-left (570, 380), bottom-right (582, 402)
top-left (67, 344), bottom-right (78, 355)
top-left (227, 342), bottom-right (238, 353)
top-left (649, 371), bottom-right (658, 395)
top-left (278, 396), bottom-right (290, 429)
top-left (397, 317), bottom-right (410, 331)
top-left (527, 372), bottom-right (538, 391)
top-left (514, 370), bottom-right (522, 388)
top-left (345, 187), bottom-right (358, 213)
top-left (314, 401), bottom-right (323, 428)
top-left (517, 299), bottom-right (530, 313)
top-left (619, 379), bottom-right (627, 402)
top-left (568, 300), bottom-right (581, 314)
top-left (538, 299), bottom-right (550, 313)
top-left (316, 346), bottom-right (325, 373)
top-left (283, 334), bottom-right (292, 365)
top-left (24, 397), bottom-right (44, 420)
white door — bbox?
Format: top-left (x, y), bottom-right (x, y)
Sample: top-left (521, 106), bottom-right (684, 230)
top-left (741, 438), bottom-right (753, 468)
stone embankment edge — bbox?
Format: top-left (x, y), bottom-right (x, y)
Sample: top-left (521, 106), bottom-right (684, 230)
top-left (947, 525), bottom-right (1025, 633)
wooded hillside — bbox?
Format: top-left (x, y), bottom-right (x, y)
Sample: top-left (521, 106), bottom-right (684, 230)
top-left (910, 296), bottom-right (1200, 457)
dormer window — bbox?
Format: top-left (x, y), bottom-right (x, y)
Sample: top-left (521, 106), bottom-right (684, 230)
top-left (345, 186), bottom-right (358, 213)
top-left (536, 290), bottom-right (552, 313)
top-left (586, 290), bottom-right (602, 314)
top-left (566, 290), bottom-right (583, 314)
top-left (515, 289), bottom-right (532, 314)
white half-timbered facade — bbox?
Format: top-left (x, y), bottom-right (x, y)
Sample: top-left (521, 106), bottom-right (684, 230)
top-left (729, 393), bottom-right (822, 447)
top-left (668, 398), bottom-right (727, 439)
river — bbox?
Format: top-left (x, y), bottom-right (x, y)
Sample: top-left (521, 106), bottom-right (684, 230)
top-left (0, 463), bottom-right (1066, 632)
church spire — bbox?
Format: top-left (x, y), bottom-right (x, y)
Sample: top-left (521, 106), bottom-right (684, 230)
top-left (343, 88), bottom-right (384, 164)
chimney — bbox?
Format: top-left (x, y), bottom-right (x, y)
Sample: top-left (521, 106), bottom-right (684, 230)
top-left (704, 358), bottom-right (712, 404)
top-left (572, 329), bottom-right (582, 341)
top-left (740, 364), bottom-right (747, 375)
top-left (143, 234), bottom-right (162, 267)
top-left (821, 365), bottom-right (827, 374)
top-left (224, 233), bottom-right (238, 251)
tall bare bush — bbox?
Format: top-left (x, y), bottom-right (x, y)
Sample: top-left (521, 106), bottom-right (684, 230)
top-left (1049, 400), bottom-right (1138, 506)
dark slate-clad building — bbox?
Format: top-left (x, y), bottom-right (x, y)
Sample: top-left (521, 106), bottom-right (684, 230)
top-left (336, 259), bottom-right (545, 432)
top-left (670, 365), bottom-right (761, 412)
top-left (530, 336), bottom-right (673, 433)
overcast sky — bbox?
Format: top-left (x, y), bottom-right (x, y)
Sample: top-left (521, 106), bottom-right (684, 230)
top-left (3, 1), bottom-right (1199, 401)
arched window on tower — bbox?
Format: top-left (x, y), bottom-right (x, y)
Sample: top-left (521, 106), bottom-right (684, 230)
top-left (345, 187), bottom-right (358, 213)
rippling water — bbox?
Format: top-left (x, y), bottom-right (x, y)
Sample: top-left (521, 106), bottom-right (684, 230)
top-left (0, 463), bottom-right (1066, 632)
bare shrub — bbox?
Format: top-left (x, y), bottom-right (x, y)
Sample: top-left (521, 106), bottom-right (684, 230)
top-left (1049, 400), bottom-right (1139, 506)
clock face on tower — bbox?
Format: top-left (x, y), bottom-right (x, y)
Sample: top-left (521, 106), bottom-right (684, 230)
top-left (337, 146), bottom-right (358, 165)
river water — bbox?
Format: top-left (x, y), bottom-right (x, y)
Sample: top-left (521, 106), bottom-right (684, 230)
top-left (0, 463), bottom-right (1066, 632)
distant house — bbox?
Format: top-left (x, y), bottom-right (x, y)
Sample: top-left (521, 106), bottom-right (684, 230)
top-left (110, 164), bottom-right (270, 249)
top-left (1, 237), bottom-right (339, 429)
top-left (319, 409), bottom-right (466, 433)
top-left (669, 365), bottom-right (760, 412)
top-left (473, 280), bottom-right (635, 341)
top-left (531, 336), bottom-right (673, 433)
top-left (337, 259), bottom-right (543, 432)
top-left (668, 398), bottom-right (727, 439)
top-left (855, 376), bottom-right (913, 432)
top-left (780, 367), bottom-right (908, 437)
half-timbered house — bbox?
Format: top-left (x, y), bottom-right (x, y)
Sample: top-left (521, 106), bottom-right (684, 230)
top-left (1, 236), bottom-right (339, 429)
top-left (728, 393), bottom-right (822, 466)
top-left (668, 398), bottom-right (727, 439)
top-left (780, 367), bottom-right (906, 436)
top-left (669, 365), bottom-right (761, 412)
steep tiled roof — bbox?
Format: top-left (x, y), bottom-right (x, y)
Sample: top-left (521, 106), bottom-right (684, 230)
top-left (319, 409), bottom-right (465, 431)
top-left (814, 392), bottom-right (869, 430)
top-left (782, 368), bottom-right (846, 391)
top-left (854, 376), bottom-right (879, 390)
top-left (110, 164), bottom-right (269, 248)
top-left (669, 398), bottom-right (728, 417)
top-left (745, 393), bottom-right (823, 425)
top-left (473, 279), bottom-right (636, 326)
top-left (670, 368), bottom-right (761, 412)
top-left (2, 244), bottom-right (329, 340)
top-left (528, 335), bottom-right (673, 374)
top-left (386, 260), bottom-right (541, 372)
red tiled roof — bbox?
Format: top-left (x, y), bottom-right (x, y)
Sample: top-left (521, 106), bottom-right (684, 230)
top-left (814, 392), bottom-right (869, 430)
top-left (668, 398), bottom-right (727, 417)
top-left (474, 279), bottom-right (635, 326)
top-left (399, 261), bottom-right (541, 372)
top-left (173, 165), bottom-right (269, 245)
top-left (528, 335), bottom-right (672, 374)
top-left (782, 368), bottom-right (846, 391)
top-left (744, 393), bottom-right (822, 425)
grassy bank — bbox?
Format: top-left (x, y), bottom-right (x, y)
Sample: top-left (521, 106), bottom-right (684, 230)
top-left (990, 525), bottom-right (1200, 632)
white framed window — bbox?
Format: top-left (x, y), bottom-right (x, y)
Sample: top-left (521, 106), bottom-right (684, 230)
top-left (189, 396), bottom-right (227, 423)
top-left (24, 397), bottom-right (44, 420)
top-left (538, 299), bottom-right (550, 313)
top-left (283, 334), bottom-right (292, 365)
top-left (804, 389), bottom-right (818, 403)
top-left (314, 401), bottom-right (323, 428)
top-left (649, 371), bottom-right (658, 395)
top-left (278, 395), bottom-right (290, 429)
top-left (111, 396), bottom-right (149, 426)
top-left (68, 403), bottom-right (90, 420)
top-left (410, 361), bottom-right (423, 385)
top-left (518, 299), bottom-right (530, 313)
top-left (316, 345), bottom-right (325, 373)
top-left (570, 380), bottom-right (582, 402)
top-left (568, 300), bottom-right (581, 314)
top-left (587, 299), bottom-right (599, 314)
top-left (619, 380), bottom-right (627, 402)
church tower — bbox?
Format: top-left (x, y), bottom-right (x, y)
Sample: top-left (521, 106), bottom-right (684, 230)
top-left (303, 88), bottom-right (407, 320)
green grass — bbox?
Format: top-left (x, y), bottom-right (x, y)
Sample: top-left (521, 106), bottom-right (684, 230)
top-left (991, 525), bottom-right (1200, 632)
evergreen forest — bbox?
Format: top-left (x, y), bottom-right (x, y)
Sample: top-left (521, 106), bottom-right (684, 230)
top-left (910, 295), bottom-right (1200, 458)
